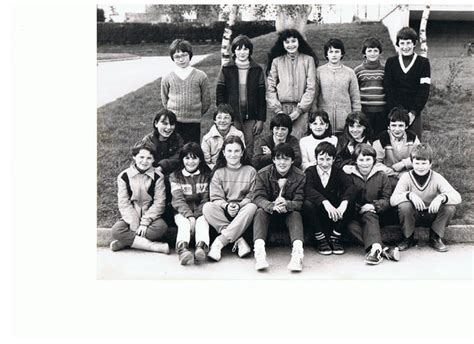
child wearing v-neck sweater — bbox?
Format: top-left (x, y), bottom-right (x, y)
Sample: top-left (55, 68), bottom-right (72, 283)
top-left (390, 144), bottom-right (461, 253)
top-left (161, 39), bottom-right (211, 143)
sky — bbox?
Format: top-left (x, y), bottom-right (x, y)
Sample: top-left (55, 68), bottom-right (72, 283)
top-left (99, 3), bottom-right (146, 22)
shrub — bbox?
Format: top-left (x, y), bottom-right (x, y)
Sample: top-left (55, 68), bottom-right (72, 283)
top-left (97, 21), bottom-right (276, 45)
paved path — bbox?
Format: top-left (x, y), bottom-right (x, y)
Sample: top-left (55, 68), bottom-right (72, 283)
top-left (97, 55), bottom-right (209, 108)
top-left (97, 243), bottom-right (473, 280)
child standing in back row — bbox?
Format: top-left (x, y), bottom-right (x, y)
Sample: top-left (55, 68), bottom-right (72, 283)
top-left (161, 39), bottom-right (211, 143)
top-left (316, 38), bottom-right (361, 135)
top-left (354, 37), bottom-right (387, 136)
top-left (384, 27), bottom-right (431, 139)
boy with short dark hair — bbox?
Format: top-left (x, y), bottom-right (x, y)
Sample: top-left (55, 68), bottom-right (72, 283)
top-left (303, 142), bottom-right (357, 255)
top-left (384, 27), bottom-right (431, 139)
top-left (252, 143), bottom-right (306, 272)
top-left (354, 37), bottom-right (387, 136)
top-left (201, 103), bottom-right (245, 169)
top-left (372, 106), bottom-right (420, 188)
top-left (390, 143), bottom-right (461, 252)
top-left (110, 143), bottom-right (170, 254)
top-left (161, 39), bottom-right (211, 143)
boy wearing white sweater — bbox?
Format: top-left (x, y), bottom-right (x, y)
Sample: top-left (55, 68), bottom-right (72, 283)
top-left (390, 144), bottom-right (461, 252)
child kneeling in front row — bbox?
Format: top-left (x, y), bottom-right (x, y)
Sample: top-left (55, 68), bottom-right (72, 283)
top-left (252, 143), bottom-right (306, 272)
top-left (170, 143), bottom-right (212, 265)
top-left (345, 143), bottom-right (399, 265)
top-left (390, 143), bottom-right (461, 252)
top-left (110, 143), bottom-right (170, 254)
top-left (303, 142), bottom-right (357, 255)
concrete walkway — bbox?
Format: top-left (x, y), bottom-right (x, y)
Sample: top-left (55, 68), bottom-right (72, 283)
top-left (97, 55), bottom-right (209, 108)
top-left (97, 243), bottom-right (473, 280)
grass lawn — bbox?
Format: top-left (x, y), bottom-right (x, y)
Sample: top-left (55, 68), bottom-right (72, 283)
top-left (97, 22), bottom-right (473, 227)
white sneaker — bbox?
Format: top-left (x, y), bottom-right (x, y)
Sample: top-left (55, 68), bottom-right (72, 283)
top-left (208, 239), bottom-right (224, 261)
top-left (254, 246), bottom-right (269, 271)
top-left (287, 248), bottom-right (304, 272)
top-left (233, 237), bottom-right (251, 258)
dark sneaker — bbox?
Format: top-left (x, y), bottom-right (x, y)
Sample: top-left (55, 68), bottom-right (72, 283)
top-left (330, 237), bottom-right (344, 255)
top-left (382, 246), bottom-right (400, 261)
top-left (397, 235), bottom-right (417, 251)
top-left (315, 238), bottom-right (332, 255)
top-left (429, 233), bottom-right (448, 252)
top-left (365, 247), bottom-right (383, 265)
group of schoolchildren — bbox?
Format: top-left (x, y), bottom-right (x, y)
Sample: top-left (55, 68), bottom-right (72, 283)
top-left (109, 26), bottom-right (462, 272)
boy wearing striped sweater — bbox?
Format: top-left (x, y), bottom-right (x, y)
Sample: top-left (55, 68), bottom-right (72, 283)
top-left (391, 144), bottom-right (461, 252)
top-left (354, 38), bottom-right (387, 136)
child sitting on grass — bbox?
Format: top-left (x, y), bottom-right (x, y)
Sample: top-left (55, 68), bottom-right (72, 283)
top-left (110, 143), bottom-right (169, 254)
top-left (316, 38), bottom-right (361, 135)
top-left (170, 143), bottom-right (212, 265)
top-left (354, 37), bottom-right (387, 136)
top-left (390, 143), bottom-right (461, 252)
top-left (161, 39), bottom-right (211, 143)
top-left (138, 109), bottom-right (183, 175)
top-left (202, 135), bottom-right (257, 262)
top-left (372, 106), bottom-right (420, 188)
top-left (346, 143), bottom-right (400, 265)
top-left (335, 111), bottom-right (373, 173)
top-left (252, 143), bottom-right (306, 272)
top-left (299, 111), bottom-right (338, 170)
top-left (201, 103), bottom-right (245, 170)
top-left (303, 142), bottom-right (357, 256)
top-left (252, 112), bottom-right (302, 170)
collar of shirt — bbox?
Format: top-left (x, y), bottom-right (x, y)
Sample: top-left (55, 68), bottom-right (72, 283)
top-left (182, 169), bottom-right (201, 177)
top-left (129, 164), bottom-right (156, 179)
top-left (389, 131), bottom-right (406, 143)
top-left (316, 166), bottom-right (331, 179)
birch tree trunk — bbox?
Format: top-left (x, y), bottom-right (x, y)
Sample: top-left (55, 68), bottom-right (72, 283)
top-left (419, 5), bottom-right (430, 58)
top-left (221, 5), bottom-right (239, 66)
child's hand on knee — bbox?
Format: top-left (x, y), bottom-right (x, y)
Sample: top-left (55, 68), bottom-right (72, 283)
top-left (136, 225), bottom-right (148, 237)
top-left (409, 192), bottom-right (426, 211)
top-left (428, 195), bottom-right (444, 214)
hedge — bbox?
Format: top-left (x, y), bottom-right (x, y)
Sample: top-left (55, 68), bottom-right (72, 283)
top-left (97, 21), bottom-right (276, 45)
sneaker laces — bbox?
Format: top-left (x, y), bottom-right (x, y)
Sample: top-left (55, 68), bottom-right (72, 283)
top-left (232, 242), bottom-right (238, 253)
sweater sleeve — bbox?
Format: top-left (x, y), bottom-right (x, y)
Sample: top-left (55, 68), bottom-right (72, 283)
top-left (201, 137), bottom-right (213, 168)
top-left (300, 137), bottom-right (311, 171)
top-left (141, 173), bottom-right (166, 226)
top-left (436, 173), bottom-right (462, 205)
top-left (161, 75), bottom-right (170, 109)
top-left (266, 60), bottom-right (283, 114)
top-left (412, 58), bottom-right (431, 116)
top-left (339, 169), bottom-right (358, 203)
top-left (252, 172), bottom-right (274, 213)
top-left (200, 73), bottom-right (211, 115)
top-left (215, 67), bottom-right (227, 106)
top-left (117, 173), bottom-right (140, 229)
top-left (390, 172), bottom-right (411, 206)
top-left (209, 170), bottom-right (227, 208)
top-left (169, 174), bottom-right (194, 218)
top-left (349, 69), bottom-right (362, 111)
top-left (239, 168), bottom-right (257, 207)
top-left (297, 57), bottom-right (317, 113)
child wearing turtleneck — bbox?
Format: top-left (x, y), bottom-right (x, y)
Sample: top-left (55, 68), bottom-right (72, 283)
top-left (354, 38), bottom-right (386, 136)
top-left (216, 35), bottom-right (266, 158)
